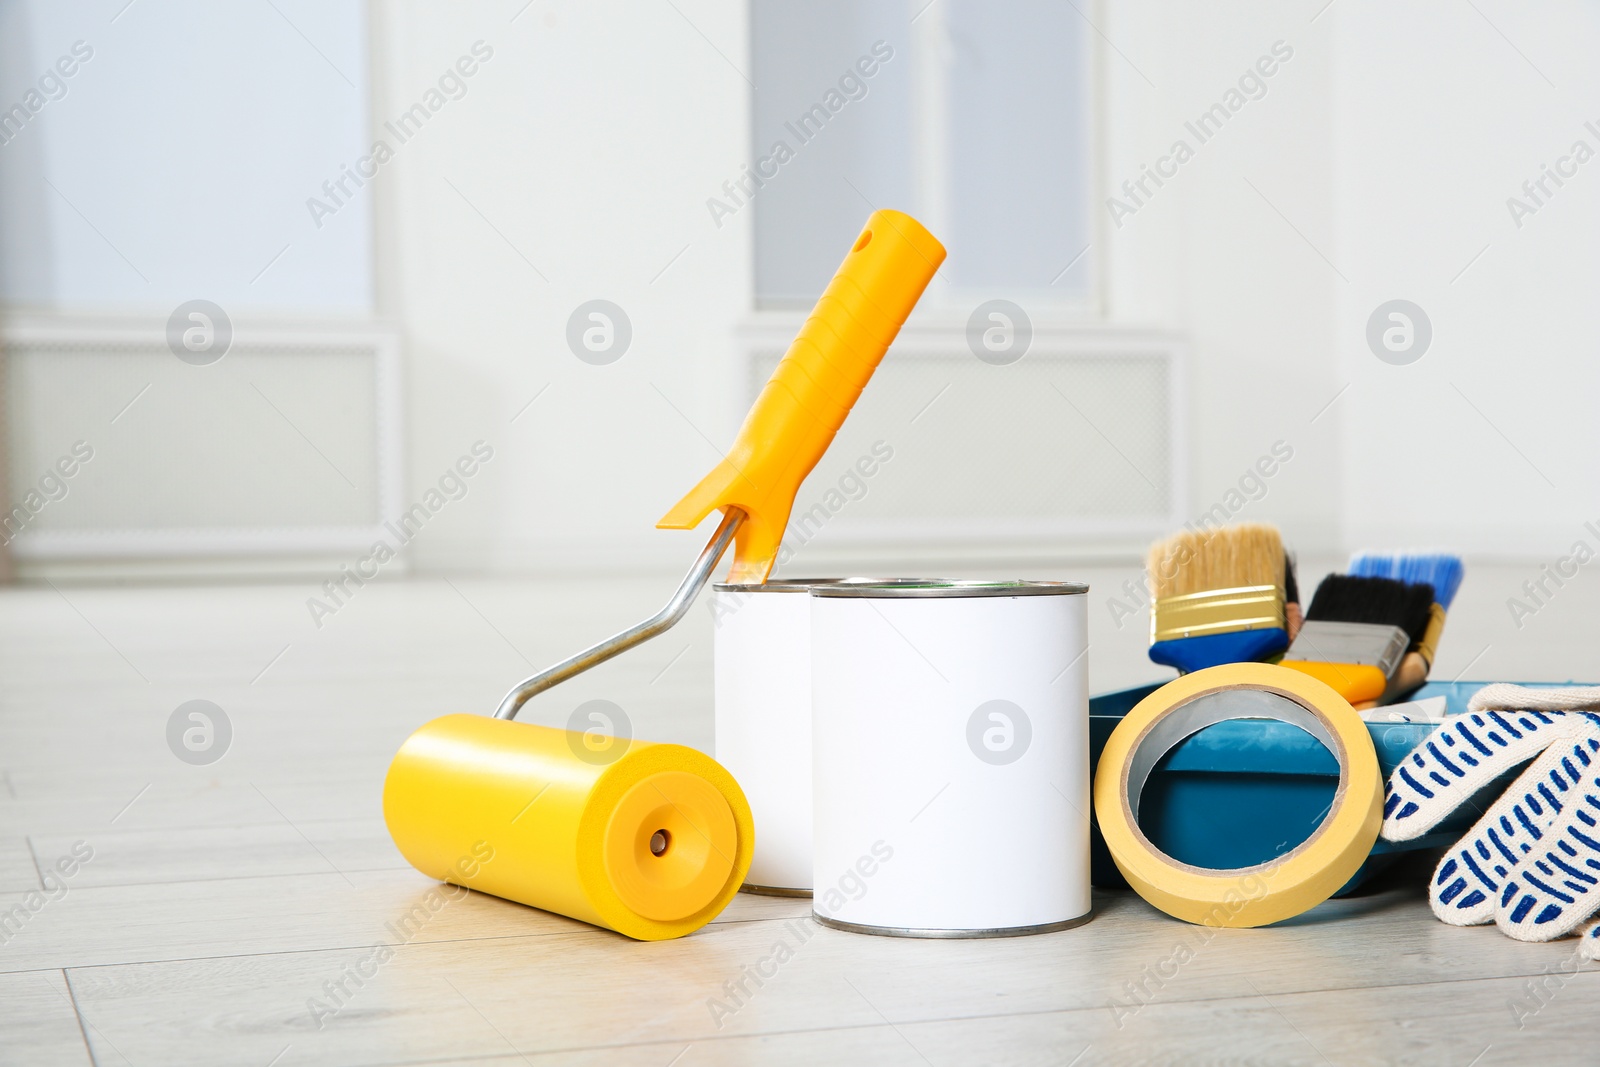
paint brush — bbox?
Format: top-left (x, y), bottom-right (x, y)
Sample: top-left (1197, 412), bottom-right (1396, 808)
top-left (1348, 552), bottom-right (1465, 702)
top-left (1280, 574), bottom-right (1436, 704)
top-left (1146, 523), bottom-right (1290, 674)
top-left (1284, 552), bottom-right (1303, 645)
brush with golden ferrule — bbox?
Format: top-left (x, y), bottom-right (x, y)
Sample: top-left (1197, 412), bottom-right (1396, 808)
top-left (1148, 584), bottom-right (1289, 673)
top-left (1145, 523), bottom-right (1291, 674)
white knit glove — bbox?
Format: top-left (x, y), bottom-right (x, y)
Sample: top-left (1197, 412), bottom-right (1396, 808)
top-left (1380, 685), bottom-right (1600, 958)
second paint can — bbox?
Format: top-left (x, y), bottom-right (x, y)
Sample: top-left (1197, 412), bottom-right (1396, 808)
top-left (713, 578), bottom-right (929, 895)
top-left (712, 579), bottom-right (815, 895)
top-left (810, 580), bottom-right (1092, 936)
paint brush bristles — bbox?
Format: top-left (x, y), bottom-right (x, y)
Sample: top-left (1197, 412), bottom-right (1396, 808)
top-left (1305, 574), bottom-right (1436, 643)
top-left (1147, 523), bottom-right (1285, 600)
top-left (1347, 552), bottom-right (1466, 701)
top-left (1348, 552), bottom-right (1464, 610)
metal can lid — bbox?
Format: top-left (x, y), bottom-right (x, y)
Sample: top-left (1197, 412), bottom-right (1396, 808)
top-left (810, 579), bottom-right (1089, 599)
top-left (712, 577), bottom-right (940, 594)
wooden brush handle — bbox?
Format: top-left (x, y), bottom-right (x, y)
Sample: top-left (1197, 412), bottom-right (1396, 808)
top-left (1380, 651), bottom-right (1429, 703)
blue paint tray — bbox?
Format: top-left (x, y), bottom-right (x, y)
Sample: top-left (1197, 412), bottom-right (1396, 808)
top-left (1088, 679), bottom-right (1589, 897)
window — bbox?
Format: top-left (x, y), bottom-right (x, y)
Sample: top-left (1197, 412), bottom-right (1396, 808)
top-left (749, 0), bottom-right (1094, 308)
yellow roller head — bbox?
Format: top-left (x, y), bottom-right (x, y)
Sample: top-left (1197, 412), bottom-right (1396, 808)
top-left (657, 210), bottom-right (945, 584)
top-left (383, 714), bottom-right (753, 941)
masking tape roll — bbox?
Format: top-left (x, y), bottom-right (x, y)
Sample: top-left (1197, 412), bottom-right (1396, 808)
top-left (383, 714), bottom-right (753, 941)
top-left (1093, 663), bottom-right (1382, 928)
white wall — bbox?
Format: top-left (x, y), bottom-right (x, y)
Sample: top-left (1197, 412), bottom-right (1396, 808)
top-left (380, 0), bottom-right (1350, 576)
top-left (371, 0), bottom-right (752, 573)
top-left (384, 0), bottom-right (1600, 575)
top-left (1094, 0), bottom-right (1599, 564)
top-left (0, 0), bottom-right (371, 311)
top-left (1334, 0), bottom-right (1600, 558)
top-left (0, 0), bottom-right (384, 581)
top-left (1098, 2), bottom-right (1342, 558)
top-left (5, 0), bottom-right (1592, 576)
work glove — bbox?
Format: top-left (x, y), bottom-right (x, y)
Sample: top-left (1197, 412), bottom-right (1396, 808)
top-left (1379, 684), bottom-right (1600, 958)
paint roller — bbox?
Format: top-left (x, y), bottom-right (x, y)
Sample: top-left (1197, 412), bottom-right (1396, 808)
top-left (383, 210), bottom-right (947, 940)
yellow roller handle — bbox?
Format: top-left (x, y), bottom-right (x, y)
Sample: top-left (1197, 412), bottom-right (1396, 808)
top-left (658, 210), bottom-right (945, 584)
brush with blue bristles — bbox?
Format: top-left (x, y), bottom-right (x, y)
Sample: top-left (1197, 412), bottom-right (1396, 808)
top-left (1348, 551), bottom-right (1464, 702)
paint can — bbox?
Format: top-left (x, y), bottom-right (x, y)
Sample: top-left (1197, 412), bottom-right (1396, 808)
top-left (712, 578), bottom-right (928, 895)
top-left (810, 580), bottom-right (1092, 937)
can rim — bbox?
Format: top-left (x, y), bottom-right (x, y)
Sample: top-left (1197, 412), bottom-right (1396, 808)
top-left (712, 577), bottom-right (944, 594)
top-left (811, 579), bottom-right (1089, 598)
top-left (813, 911), bottom-right (1093, 938)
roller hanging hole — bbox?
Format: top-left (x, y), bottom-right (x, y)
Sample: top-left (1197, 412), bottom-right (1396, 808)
top-left (650, 829), bottom-right (671, 857)
top-left (853, 230), bottom-right (872, 252)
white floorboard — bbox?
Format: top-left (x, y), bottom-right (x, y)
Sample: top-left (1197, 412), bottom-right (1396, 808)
top-left (1, 566), bottom-right (1596, 1065)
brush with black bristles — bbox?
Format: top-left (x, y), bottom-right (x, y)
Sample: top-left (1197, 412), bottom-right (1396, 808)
top-left (1349, 552), bottom-right (1464, 702)
top-left (1146, 523), bottom-right (1292, 674)
top-left (1280, 574), bottom-right (1436, 704)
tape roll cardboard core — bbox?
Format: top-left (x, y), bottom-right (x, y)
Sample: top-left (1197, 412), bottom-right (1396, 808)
top-left (1124, 688), bottom-right (1338, 822)
top-left (1094, 663), bottom-right (1382, 928)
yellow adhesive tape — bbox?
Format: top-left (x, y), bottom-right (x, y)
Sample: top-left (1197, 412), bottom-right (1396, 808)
top-left (383, 715), bottom-right (753, 941)
top-left (1093, 663), bottom-right (1382, 928)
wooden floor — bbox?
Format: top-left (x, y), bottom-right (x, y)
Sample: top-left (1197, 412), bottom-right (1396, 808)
top-left (1, 564), bottom-right (1596, 1066)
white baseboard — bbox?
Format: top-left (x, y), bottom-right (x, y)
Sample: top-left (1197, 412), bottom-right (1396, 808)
top-left (2, 310), bottom-right (404, 572)
top-left (15, 553), bottom-right (411, 585)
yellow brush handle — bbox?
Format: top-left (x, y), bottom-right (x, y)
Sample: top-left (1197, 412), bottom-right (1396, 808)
top-left (657, 210), bottom-right (945, 584)
top-left (1278, 661), bottom-right (1388, 705)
